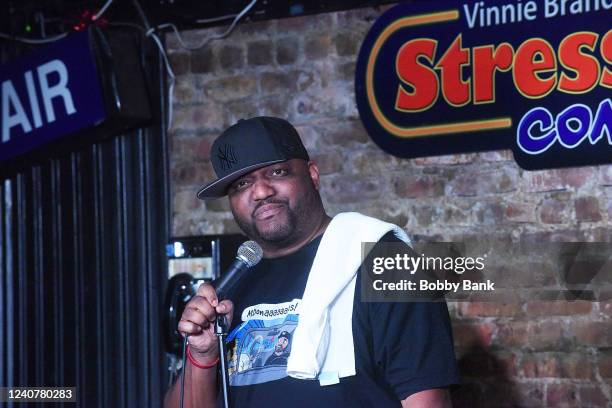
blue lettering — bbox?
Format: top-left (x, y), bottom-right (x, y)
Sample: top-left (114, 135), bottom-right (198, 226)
top-left (589, 99), bottom-right (612, 145)
top-left (517, 98), bottom-right (612, 155)
top-left (557, 104), bottom-right (591, 148)
top-left (517, 107), bottom-right (556, 154)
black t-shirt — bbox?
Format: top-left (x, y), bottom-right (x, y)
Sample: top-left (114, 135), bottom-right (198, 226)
top-left (220, 232), bottom-right (459, 407)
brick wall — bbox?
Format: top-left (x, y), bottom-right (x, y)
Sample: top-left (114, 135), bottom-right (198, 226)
top-left (167, 7), bottom-right (612, 407)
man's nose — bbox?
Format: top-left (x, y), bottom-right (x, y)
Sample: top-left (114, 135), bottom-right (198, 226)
top-left (252, 178), bottom-right (275, 201)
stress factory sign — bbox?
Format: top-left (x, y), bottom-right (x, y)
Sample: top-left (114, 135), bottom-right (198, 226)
top-left (355, 1), bottom-right (611, 170)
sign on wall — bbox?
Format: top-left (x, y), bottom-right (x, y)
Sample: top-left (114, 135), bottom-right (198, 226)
top-left (0, 31), bottom-right (106, 164)
top-left (355, 1), bottom-right (611, 170)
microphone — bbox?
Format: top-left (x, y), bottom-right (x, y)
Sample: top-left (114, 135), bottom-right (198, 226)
top-left (214, 240), bottom-right (263, 298)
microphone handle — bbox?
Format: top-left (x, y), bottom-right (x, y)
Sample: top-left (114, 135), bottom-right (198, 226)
top-left (214, 257), bottom-right (247, 299)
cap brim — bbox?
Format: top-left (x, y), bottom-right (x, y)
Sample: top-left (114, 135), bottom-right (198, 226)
top-left (196, 159), bottom-right (286, 200)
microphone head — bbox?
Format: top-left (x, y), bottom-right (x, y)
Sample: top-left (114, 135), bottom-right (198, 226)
top-left (237, 240), bottom-right (263, 267)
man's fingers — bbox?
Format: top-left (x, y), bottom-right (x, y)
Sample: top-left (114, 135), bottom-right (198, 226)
top-left (177, 319), bottom-right (206, 335)
top-left (196, 283), bottom-right (218, 307)
top-left (186, 296), bottom-right (216, 321)
top-left (182, 307), bottom-right (210, 326)
top-left (216, 299), bottom-right (233, 315)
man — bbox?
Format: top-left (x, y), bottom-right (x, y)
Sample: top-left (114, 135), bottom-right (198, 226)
top-left (264, 331), bottom-right (292, 366)
top-left (164, 117), bottom-right (458, 407)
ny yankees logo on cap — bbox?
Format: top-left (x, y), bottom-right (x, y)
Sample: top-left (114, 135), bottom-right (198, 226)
top-left (217, 144), bottom-right (238, 170)
top-left (197, 117), bottom-right (310, 199)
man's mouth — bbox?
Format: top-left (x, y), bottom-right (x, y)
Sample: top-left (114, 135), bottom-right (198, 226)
top-left (253, 203), bottom-right (286, 220)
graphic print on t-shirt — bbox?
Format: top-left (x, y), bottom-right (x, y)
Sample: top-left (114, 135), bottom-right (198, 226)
top-left (226, 299), bottom-right (300, 386)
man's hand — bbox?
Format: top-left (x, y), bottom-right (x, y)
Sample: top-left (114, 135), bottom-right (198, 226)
top-left (177, 283), bottom-right (234, 365)
top-left (401, 388), bottom-right (452, 408)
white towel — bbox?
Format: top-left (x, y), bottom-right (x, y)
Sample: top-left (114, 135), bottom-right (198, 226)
top-left (286, 212), bottom-right (410, 385)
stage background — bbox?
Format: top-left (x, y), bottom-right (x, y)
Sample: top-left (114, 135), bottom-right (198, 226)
top-left (167, 5), bottom-right (612, 407)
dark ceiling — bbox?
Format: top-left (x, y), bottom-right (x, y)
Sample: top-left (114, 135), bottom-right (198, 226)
top-left (1, 0), bottom-right (395, 39)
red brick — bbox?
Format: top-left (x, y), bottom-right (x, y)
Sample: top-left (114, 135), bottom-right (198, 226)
top-left (168, 51), bottom-right (190, 75)
top-left (525, 167), bottom-right (594, 192)
top-left (413, 154), bottom-right (476, 166)
top-left (323, 175), bottom-right (382, 203)
top-left (258, 95), bottom-right (290, 118)
top-left (171, 162), bottom-right (215, 186)
top-left (522, 354), bottom-right (558, 378)
top-left (233, 19), bottom-right (274, 37)
top-left (394, 175), bottom-right (444, 198)
top-left (475, 202), bottom-right (504, 225)
top-left (449, 167), bottom-right (518, 196)
top-left (323, 120), bottom-right (370, 145)
top-left (452, 323), bottom-right (495, 348)
top-left (218, 45), bottom-right (244, 71)
top-left (599, 350), bottom-right (612, 378)
top-left (495, 323), bottom-right (527, 348)
top-left (528, 321), bottom-right (564, 350)
top-left (247, 40), bottom-right (273, 66)
top-left (276, 37), bottom-right (299, 65)
top-left (525, 300), bottom-right (592, 316)
top-left (579, 385), bottom-right (608, 407)
top-left (337, 61), bottom-right (355, 82)
top-left (293, 70), bottom-right (316, 92)
top-left (310, 151), bottom-right (343, 175)
top-left (569, 321), bottom-right (612, 346)
top-left (458, 351), bottom-right (517, 378)
top-left (276, 13), bottom-right (333, 32)
top-left (334, 31), bottom-right (361, 56)
top-left (478, 150), bottom-right (513, 162)
top-left (171, 136), bottom-right (201, 160)
top-left (443, 205), bottom-right (473, 226)
top-left (173, 189), bottom-right (204, 213)
top-left (600, 165), bottom-right (612, 185)
top-left (512, 383), bottom-right (545, 407)
top-left (172, 103), bottom-right (226, 132)
top-left (505, 201), bottom-right (537, 223)
top-left (203, 76), bottom-right (258, 102)
top-left (191, 47), bottom-right (215, 73)
top-left (540, 198), bottom-right (572, 224)
top-left (205, 198), bottom-right (230, 212)
top-left (546, 383), bottom-right (579, 407)
top-left (293, 125), bottom-right (319, 151)
top-left (458, 302), bottom-right (523, 318)
top-left (412, 205), bottom-right (437, 227)
top-left (522, 354), bottom-right (593, 379)
top-left (174, 78), bottom-right (198, 105)
top-left (351, 149), bottom-right (399, 174)
top-left (575, 196), bottom-right (602, 222)
top-left (481, 381), bottom-right (544, 407)
top-left (260, 72), bottom-right (297, 94)
top-left (495, 321), bottom-right (564, 350)
top-left (305, 34), bottom-right (332, 60)
top-left (226, 100), bottom-right (259, 124)
top-left (600, 300), bottom-right (612, 318)
top-left (522, 230), bottom-right (584, 244)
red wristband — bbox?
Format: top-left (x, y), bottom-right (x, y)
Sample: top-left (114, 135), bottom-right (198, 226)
top-left (186, 345), bottom-right (219, 369)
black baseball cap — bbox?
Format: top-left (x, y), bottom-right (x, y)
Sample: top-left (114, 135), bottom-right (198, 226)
top-left (197, 117), bottom-right (310, 199)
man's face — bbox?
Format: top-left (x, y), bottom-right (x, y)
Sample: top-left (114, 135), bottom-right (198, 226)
top-left (274, 336), bottom-right (289, 354)
top-left (227, 159), bottom-right (321, 245)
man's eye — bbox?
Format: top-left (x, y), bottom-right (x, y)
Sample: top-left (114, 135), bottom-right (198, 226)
top-left (271, 168), bottom-right (288, 176)
top-left (234, 180), bottom-right (250, 190)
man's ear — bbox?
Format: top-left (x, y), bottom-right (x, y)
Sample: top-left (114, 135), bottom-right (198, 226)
top-left (307, 161), bottom-right (321, 190)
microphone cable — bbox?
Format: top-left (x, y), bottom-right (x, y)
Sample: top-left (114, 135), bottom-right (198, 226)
top-left (180, 335), bottom-right (187, 408)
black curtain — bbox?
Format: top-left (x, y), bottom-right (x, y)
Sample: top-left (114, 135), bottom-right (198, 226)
top-left (0, 34), bottom-right (170, 407)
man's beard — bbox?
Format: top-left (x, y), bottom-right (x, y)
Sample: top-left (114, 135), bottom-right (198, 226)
top-left (234, 198), bottom-right (299, 243)
top-left (233, 188), bottom-right (318, 245)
